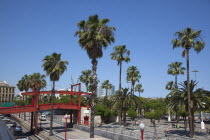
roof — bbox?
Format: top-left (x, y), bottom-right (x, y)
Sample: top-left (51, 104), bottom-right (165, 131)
top-left (0, 81), bottom-right (15, 88)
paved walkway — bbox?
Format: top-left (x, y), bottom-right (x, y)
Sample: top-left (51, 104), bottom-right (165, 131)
top-left (14, 113), bottom-right (210, 140)
top-left (14, 113), bottom-right (110, 140)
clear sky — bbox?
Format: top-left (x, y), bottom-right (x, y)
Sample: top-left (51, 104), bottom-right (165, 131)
top-left (0, 0), bottom-right (210, 97)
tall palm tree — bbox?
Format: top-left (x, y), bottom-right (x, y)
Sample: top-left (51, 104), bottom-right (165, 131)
top-left (126, 66), bottom-right (141, 95)
top-left (172, 27), bottom-right (205, 137)
top-left (79, 70), bottom-right (92, 92)
top-left (110, 45), bottom-right (130, 125)
top-left (167, 62), bottom-right (185, 88)
top-left (42, 52), bottom-right (68, 136)
top-left (135, 84), bottom-right (144, 97)
top-left (101, 80), bottom-right (112, 105)
top-left (75, 14), bottom-right (115, 138)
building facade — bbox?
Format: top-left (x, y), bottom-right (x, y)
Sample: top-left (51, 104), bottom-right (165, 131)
top-left (0, 81), bottom-right (15, 105)
top-left (97, 84), bottom-right (115, 98)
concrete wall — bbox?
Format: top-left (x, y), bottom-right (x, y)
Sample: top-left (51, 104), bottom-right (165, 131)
top-left (74, 124), bottom-right (138, 140)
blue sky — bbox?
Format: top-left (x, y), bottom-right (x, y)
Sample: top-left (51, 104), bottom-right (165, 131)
top-left (0, 0), bottom-right (210, 97)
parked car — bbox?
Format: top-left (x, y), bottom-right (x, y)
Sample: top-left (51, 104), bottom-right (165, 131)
top-left (39, 115), bottom-right (46, 121)
top-left (7, 121), bottom-right (17, 127)
top-left (14, 125), bottom-right (22, 132)
top-left (2, 117), bottom-right (10, 122)
top-left (16, 137), bottom-right (29, 140)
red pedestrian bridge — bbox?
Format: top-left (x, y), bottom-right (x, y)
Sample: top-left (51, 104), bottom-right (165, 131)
top-left (0, 83), bottom-right (91, 134)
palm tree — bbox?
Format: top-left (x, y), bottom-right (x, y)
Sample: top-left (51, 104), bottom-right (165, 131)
top-left (101, 80), bottom-right (112, 105)
top-left (111, 88), bottom-right (139, 125)
top-left (110, 45), bottom-right (130, 125)
top-left (17, 74), bottom-right (31, 120)
top-left (75, 15), bottom-right (115, 138)
top-left (166, 81), bottom-right (175, 90)
top-left (167, 81), bottom-right (210, 135)
top-left (166, 89), bottom-right (182, 123)
top-left (135, 84), bottom-right (144, 97)
top-left (29, 73), bottom-right (46, 91)
top-left (172, 27), bottom-right (205, 137)
top-left (126, 66), bottom-right (141, 95)
top-left (79, 70), bottom-right (92, 92)
top-left (167, 62), bottom-right (185, 88)
top-left (17, 73), bottom-right (46, 133)
top-left (42, 52), bottom-right (68, 136)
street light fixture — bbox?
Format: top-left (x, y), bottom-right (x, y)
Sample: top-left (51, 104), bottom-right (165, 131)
top-left (139, 121), bottom-right (145, 140)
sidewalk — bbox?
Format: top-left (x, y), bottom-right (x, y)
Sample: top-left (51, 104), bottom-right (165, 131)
top-left (14, 113), bottom-right (111, 140)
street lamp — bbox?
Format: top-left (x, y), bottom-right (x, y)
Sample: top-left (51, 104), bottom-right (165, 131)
top-left (64, 114), bottom-right (70, 140)
top-left (139, 121), bottom-right (145, 140)
top-left (192, 70), bottom-right (199, 89)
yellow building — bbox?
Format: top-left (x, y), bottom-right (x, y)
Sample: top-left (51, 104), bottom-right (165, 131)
top-left (0, 81), bottom-right (15, 105)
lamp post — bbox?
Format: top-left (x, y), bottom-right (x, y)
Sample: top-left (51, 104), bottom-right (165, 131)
top-left (64, 114), bottom-right (70, 140)
top-left (192, 70), bottom-right (199, 89)
top-left (139, 121), bottom-right (145, 140)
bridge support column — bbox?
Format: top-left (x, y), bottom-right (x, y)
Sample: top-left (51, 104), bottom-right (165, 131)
top-left (34, 91), bottom-right (39, 134)
top-left (34, 111), bottom-right (38, 134)
top-left (70, 111), bottom-right (73, 124)
top-left (30, 112), bottom-right (34, 133)
top-left (77, 110), bottom-right (81, 125)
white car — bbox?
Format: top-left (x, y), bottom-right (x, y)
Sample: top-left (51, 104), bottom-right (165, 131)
top-left (2, 117), bottom-right (10, 121)
top-left (16, 137), bottom-right (29, 140)
top-left (39, 115), bottom-right (46, 121)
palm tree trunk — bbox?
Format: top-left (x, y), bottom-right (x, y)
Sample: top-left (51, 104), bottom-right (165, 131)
top-left (24, 95), bottom-right (26, 121)
top-left (175, 75), bottom-right (178, 89)
top-left (123, 109), bottom-right (126, 125)
top-left (186, 49), bottom-right (193, 137)
top-left (192, 109), bottom-right (195, 136)
top-left (119, 61), bottom-right (122, 126)
top-left (132, 83), bottom-right (135, 95)
top-left (104, 89), bottom-right (108, 106)
top-left (85, 83), bottom-right (88, 92)
top-left (49, 81), bottom-right (55, 136)
top-left (90, 59), bottom-right (98, 138)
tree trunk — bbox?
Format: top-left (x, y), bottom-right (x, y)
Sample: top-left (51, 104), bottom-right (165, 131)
top-left (104, 89), bottom-right (108, 106)
top-left (176, 110), bottom-right (178, 123)
top-left (123, 109), bottom-right (126, 126)
top-left (152, 119), bottom-right (158, 139)
top-left (49, 81), bottom-right (55, 136)
top-left (90, 59), bottom-right (98, 138)
top-left (184, 117), bottom-right (187, 132)
top-left (175, 74), bottom-right (178, 89)
top-left (118, 61), bottom-right (122, 126)
top-left (192, 109), bottom-right (195, 136)
top-left (132, 83), bottom-right (134, 95)
top-left (85, 83), bottom-right (88, 92)
top-left (186, 49), bottom-right (193, 137)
